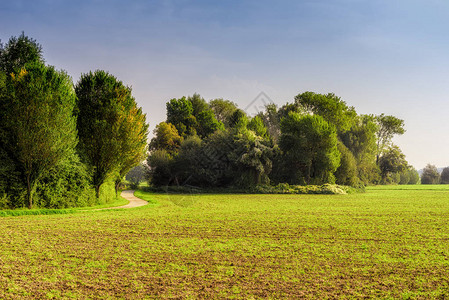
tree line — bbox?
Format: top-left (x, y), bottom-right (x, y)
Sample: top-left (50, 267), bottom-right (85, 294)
top-left (420, 164), bottom-right (449, 184)
top-left (147, 92), bottom-right (419, 188)
top-left (0, 33), bottom-right (148, 209)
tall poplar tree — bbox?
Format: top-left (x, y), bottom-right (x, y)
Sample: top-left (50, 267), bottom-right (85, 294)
top-left (75, 70), bottom-right (148, 198)
top-left (0, 62), bottom-right (77, 208)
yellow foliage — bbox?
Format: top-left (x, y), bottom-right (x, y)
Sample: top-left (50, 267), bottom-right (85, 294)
top-left (10, 68), bottom-right (28, 81)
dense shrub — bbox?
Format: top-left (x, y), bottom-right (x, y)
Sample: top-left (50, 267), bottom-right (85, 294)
top-left (34, 155), bottom-right (96, 209)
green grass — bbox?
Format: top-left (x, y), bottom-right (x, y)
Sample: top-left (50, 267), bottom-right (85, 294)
top-left (1, 186), bottom-right (449, 298)
top-left (0, 194), bottom-right (129, 217)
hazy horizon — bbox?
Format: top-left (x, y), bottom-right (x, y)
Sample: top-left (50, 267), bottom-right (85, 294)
top-left (2, 0), bottom-right (449, 170)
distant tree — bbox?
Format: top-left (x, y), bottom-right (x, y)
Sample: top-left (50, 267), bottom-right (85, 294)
top-left (188, 93), bottom-right (209, 116)
top-left (399, 171), bottom-right (410, 185)
top-left (0, 62), bottom-right (77, 208)
top-left (113, 103), bottom-right (148, 195)
top-left (209, 98), bottom-right (238, 127)
top-left (75, 70), bottom-right (148, 198)
top-left (0, 32), bottom-right (43, 73)
top-left (295, 91), bottom-right (357, 133)
top-left (375, 114), bottom-right (405, 164)
top-left (340, 114), bottom-right (377, 163)
top-left (407, 167), bottom-right (420, 185)
top-left (421, 164), bottom-right (440, 185)
top-left (378, 145), bottom-right (408, 183)
top-left (229, 109), bottom-right (248, 129)
top-left (147, 150), bottom-right (174, 186)
top-left (166, 97), bottom-right (197, 136)
top-left (248, 116), bottom-right (268, 138)
top-left (398, 166), bottom-right (420, 185)
top-left (280, 113), bottom-right (340, 185)
top-left (149, 122), bottom-right (183, 155)
top-left (196, 110), bottom-right (224, 138)
top-left (335, 140), bottom-right (358, 187)
top-left (440, 167), bottom-right (449, 184)
top-left (340, 114), bottom-right (379, 184)
top-left (125, 164), bottom-right (148, 189)
top-left (229, 128), bottom-right (273, 186)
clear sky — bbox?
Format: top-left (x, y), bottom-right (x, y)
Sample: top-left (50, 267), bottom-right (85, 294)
top-left (1, 0), bottom-right (449, 170)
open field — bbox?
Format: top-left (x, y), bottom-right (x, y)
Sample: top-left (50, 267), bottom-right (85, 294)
top-left (1, 186), bottom-right (449, 298)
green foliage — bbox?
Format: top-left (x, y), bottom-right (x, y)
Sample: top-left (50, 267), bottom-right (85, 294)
top-left (0, 32), bottom-right (44, 73)
top-left (209, 98), bottom-right (238, 127)
top-left (378, 145), bottom-right (408, 183)
top-left (399, 171), bottom-right (410, 185)
top-left (279, 113), bottom-right (340, 185)
top-left (252, 183), bottom-right (350, 194)
top-left (147, 149), bottom-right (174, 186)
top-left (188, 93), bottom-right (209, 116)
top-left (229, 109), bottom-right (248, 129)
top-left (248, 116), bottom-right (268, 138)
top-left (0, 62), bottom-right (78, 208)
top-left (75, 70), bottom-right (148, 197)
top-left (149, 122), bottom-right (182, 155)
top-left (398, 166), bottom-right (419, 185)
top-left (375, 114), bottom-right (405, 164)
top-left (440, 167), bottom-right (449, 184)
top-left (166, 97), bottom-right (196, 136)
top-left (407, 167), bottom-right (420, 185)
top-left (294, 91), bottom-right (357, 133)
top-left (228, 129), bottom-right (273, 186)
top-left (335, 140), bottom-right (359, 187)
top-left (421, 164), bottom-right (440, 184)
top-left (340, 115), bottom-right (377, 163)
top-left (125, 164), bottom-right (148, 189)
top-left (34, 154), bottom-right (95, 208)
top-left (196, 110), bottom-right (224, 138)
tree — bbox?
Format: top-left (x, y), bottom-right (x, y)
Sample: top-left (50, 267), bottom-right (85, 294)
top-left (279, 113), bottom-right (340, 185)
top-left (0, 32), bottom-right (43, 73)
top-left (126, 164), bottom-right (148, 189)
top-left (407, 167), bottom-right (420, 185)
top-left (229, 109), bottom-right (248, 129)
top-left (149, 122), bottom-right (183, 155)
top-left (378, 145), bottom-right (408, 183)
top-left (147, 150), bottom-right (174, 186)
top-left (0, 62), bottom-right (77, 208)
top-left (421, 164), bottom-right (440, 184)
top-left (248, 116), bottom-right (268, 138)
top-left (188, 93), bottom-right (209, 116)
top-left (166, 97), bottom-right (197, 136)
top-left (196, 110), bottom-right (224, 138)
top-left (228, 127), bottom-right (273, 186)
top-left (209, 98), bottom-right (238, 127)
top-left (375, 114), bottom-right (405, 164)
top-left (335, 140), bottom-right (358, 187)
top-left (295, 92), bottom-right (357, 133)
top-left (340, 114), bottom-right (379, 184)
top-left (440, 167), bottom-right (449, 184)
top-left (113, 103), bottom-right (148, 195)
top-left (340, 114), bottom-right (377, 164)
top-left (75, 70), bottom-right (148, 198)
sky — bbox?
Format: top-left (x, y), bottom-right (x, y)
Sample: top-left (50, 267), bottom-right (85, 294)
top-left (1, 0), bottom-right (449, 170)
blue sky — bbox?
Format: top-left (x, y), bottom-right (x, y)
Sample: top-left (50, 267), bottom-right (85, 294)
top-left (2, 0), bottom-right (449, 169)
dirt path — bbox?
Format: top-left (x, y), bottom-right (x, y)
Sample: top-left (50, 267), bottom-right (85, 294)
top-left (100, 190), bottom-right (148, 210)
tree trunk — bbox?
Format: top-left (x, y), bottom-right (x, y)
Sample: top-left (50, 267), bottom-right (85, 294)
top-left (95, 185), bottom-right (100, 199)
top-left (115, 180), bottom-right (120, 197)
top-left (26, 174), bottom-right (32, 209)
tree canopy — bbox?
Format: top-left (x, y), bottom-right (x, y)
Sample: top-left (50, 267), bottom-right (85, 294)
top-left (75, 70), bottom-right (148, 197)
